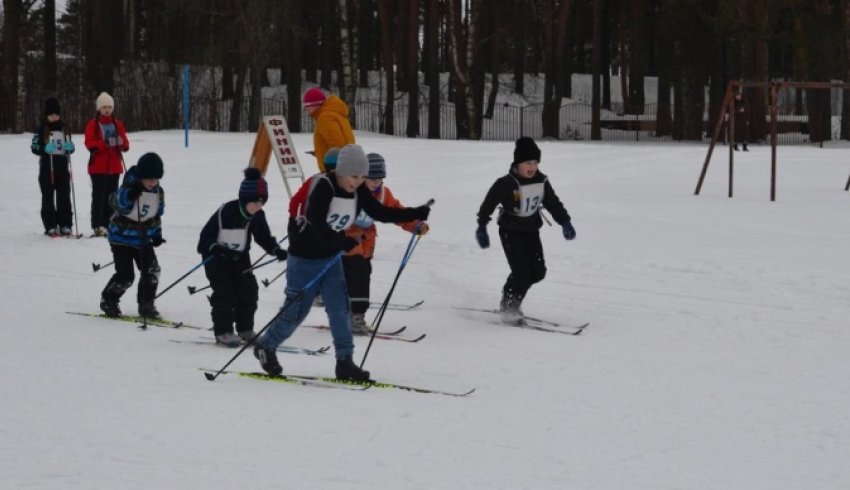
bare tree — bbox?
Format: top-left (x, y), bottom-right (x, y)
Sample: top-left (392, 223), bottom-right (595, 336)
top-left (43, 0), bottom-right (57, 91)
top-left (626, 0), bottom-right (645, 114)
top-left (591, 0), bottom-right (603, 140)
top-left (406, 0), bottom-right (420, 137)
top-left (447, 0), bottom-right (480, 139)
top-left (338, 0), bottom-right (359, 126)
top-left (426, 0), bottom-right (440, 138)
top-left (377, 0), bottom-right (394, 134)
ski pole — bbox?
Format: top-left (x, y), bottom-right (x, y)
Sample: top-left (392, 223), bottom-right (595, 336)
top-left (188, 235), bottom-right (288, 293)
top-left (92, 260), bottom-right (114, 272)
top-left (205, 253), bottom-right (342, 381)
top-left (249, 235), bottom-right (288, 268)
top-left (156, 256), bottom-right (213, 300)
top-left (262, 267), bottom-right (287, 288)
top-left (187, 284), bottom-right (210, 295)
top-left (243, 257), bottom-right (278, 274)
top-left (137, 204), bottom-right (149, 330)
top-left (359, 232), bottom-right (421, 369)
top-left (66, 133), bottom-right (80, 238)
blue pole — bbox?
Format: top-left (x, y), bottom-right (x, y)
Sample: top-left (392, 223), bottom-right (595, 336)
top-left (183, 65), bottom-right (190, 147)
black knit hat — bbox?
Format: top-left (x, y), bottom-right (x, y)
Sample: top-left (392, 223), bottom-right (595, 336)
top-left (137, 153), bottom-right (164, 179)
top-left (513, 137), bottom-right (541, 165)
top-left (44, 97), bottom-right (61, 116)
top-left (239, 167), bottom-right (269, 204)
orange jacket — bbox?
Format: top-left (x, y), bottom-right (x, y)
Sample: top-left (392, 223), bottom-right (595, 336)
top-left (311, 95), bottom-right (355, 172)
top-left (344, 185), bottom-right (419, 259)
top-left (84, 114), bottom-right (129, 175)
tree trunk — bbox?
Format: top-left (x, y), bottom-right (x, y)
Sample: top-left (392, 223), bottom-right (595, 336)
top-left (626, 0), bottom-right (645, 114)
top-left (378, 0), bottom-right (395, 135)
top-left (617, 19), bottom-right (629, 113)
top-left (655, 73), bottom-right (672, 136)
top-left (513, 0), bottom-right (525, 94)
top-left (44, 0), bottom-right (57, 92)
top-left (842, 0), bottom-right (850, 140)
top-left (229, 65), bottom-right (246, 132)
top-left (248, 65), bottom-right (262, 132)
top-left (542, 0), bottom-right (557, 138)
top-left (447, 0), bottom-right (476, 139)
top-left (406, 0), bottom-right (420, 137)
top-left (591, 0), bottom-right (603, 140)
top-left (338, 0), bottom-right (359, 126)
top-left (286, 0), bottom-right (304, 133)
top-left (320, 0), bottom-right (336, 89)
top-left (601, 0), bottom-right (610, 109)
top-left (1, 0), bottom-right (23, 131)
top-left (427, 0), bottom-right (440, 138)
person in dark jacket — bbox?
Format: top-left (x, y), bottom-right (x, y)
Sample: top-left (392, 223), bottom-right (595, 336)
top-left (476, 137), bottom-right (576, 324)
top-left (197, 168), bottom-right (287, 347)
top-left (85, 92), bottom-right (130, 236)
top-left (253, 144), bottom-right (431, 382)
top-left (31, 97), bottom-right (75, 236)
top-left (100, 153), bottom-right (165, 319)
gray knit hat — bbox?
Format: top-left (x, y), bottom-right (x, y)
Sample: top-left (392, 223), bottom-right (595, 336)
top-left (335, 144), bottom-right (369, 177)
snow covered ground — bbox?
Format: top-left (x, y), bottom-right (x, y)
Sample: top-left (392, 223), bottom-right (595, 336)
top-left (1, 130), bottom-right (849, 489)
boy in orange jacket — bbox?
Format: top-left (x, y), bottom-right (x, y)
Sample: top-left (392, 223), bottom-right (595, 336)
top-left (343, 153), bottom-right (428, 334)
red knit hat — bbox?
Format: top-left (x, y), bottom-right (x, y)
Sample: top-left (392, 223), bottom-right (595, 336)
top-left (302, 88), bottom-right (326, 108)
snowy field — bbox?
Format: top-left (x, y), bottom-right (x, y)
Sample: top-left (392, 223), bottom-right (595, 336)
top-left (1, 130), bottom-right (849, 489)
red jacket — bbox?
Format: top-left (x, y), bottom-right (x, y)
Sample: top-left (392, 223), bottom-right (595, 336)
top-left (84, 114), bottom-right (129, 175)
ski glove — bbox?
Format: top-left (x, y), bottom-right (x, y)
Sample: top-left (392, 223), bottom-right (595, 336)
top-left (273, 247), bottom-right (288, 261)
top-left (44, 142), bottom-right (57, 154)
top-left (151, 236), bottom-right (166, 247)
top-left (475, 226), bottom-right (490, 249)
top-left (412, 205), bottom-right (431, 221)
top-left (562, 221), bottom-right (576, 240)
top-left (65, 141), bottom-right (75, 154)
top-left (126, 181), bottom-right (145, 201)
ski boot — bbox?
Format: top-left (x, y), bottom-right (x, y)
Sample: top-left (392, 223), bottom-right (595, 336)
top-left (351, 313), bottom-right (371, 335)
top-left (100, 299), bottom-right (121, 318)
top-left (138, 302), bottom-right (160, 319)
top-left (215, 332), bottom-right (241, 348)
top-left (335, 357), bottom-right (371, 382)
top-left (254, 344), bottom-right (282, 376)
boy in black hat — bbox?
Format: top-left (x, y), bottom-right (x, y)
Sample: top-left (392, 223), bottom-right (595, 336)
top-left (476, 137), bottom-right (576, 324)
top-left (197, 168), bottom-right (288, 347)
top-left (100, 152), bottom-right (166, 318)
top-left (30, 97), bottom-right (76, 236)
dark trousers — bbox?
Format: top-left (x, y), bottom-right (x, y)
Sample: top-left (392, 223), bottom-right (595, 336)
top-left (38, 160), bottom-right (72, 230)
top-left (342, 255), bottom-right (372, 315)
top-left (90, 174), bottom-right (119, 229)
top-left (102, 243), bottom-right (160, 306)
top-left (498, 228), bottom-right (547, 310)
top-left (204, 256), bottom-right (259, 336)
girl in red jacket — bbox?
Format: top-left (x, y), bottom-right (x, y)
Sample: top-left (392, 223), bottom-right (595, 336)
top-left (85, 92), bottom-right (130, 237)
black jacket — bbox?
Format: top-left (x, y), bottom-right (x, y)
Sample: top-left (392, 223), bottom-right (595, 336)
top-left (477, 165), bottom-right (571, 232)
top-left (30, 121), bottom-right (70, 169)
top-left (288, 175), bottom-right (427, 259)
top-left (198, 200), bottom-right (280, 259)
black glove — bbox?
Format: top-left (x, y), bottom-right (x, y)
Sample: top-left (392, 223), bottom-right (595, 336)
top-left (412, 205), bottom-right (431, 221)
top-left (151, 236), bottom-right (166, 247)
top-left (341, 237), bottom-right (360, 252)
top-left (126, 181), bottom-right (145, 201)
top-left (475, 226), bottom-right (490, 249)
top-left (210, 243), bottom-right (230, 260)
top-left (273, 247), bottom-right (288, 261)
top-left (562, 221), bottom-right (576, 240)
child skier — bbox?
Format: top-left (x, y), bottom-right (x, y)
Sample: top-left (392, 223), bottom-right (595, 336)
top-left (197, 168), bottom-right (288, 347)
top-left (343, 153), bottom-right (428, 334)
top-left (31, 97), bottom-right (75, 236)
top-left (476, 137), bottom-right (576, 324)
top-left (253, 144), bottom-right (431, 381)
top-left (100, 153), bottom-right (165, 319)
top-left (85, 92), bottom-right (130, 237)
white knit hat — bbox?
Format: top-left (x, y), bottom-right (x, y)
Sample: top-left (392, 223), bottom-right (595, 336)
top-left (96, 92), bottom-right (115, 110)
top-left (335, 144), bottom-right (369, 177)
